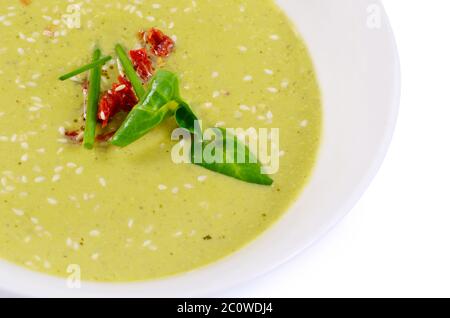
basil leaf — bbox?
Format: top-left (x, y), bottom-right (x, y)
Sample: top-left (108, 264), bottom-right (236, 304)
top-left (110, 70), bottom-right (181, 147)
top-left (111, 100), bottom-right (178, 147)
top-left (142, 70), bottom-right (182, 112)
top-left (192, 128), bottom-right (273, 186)
top-left (175, 100), bottom-right (198, 134)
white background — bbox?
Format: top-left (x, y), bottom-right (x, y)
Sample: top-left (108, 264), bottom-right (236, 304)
top-left (217, 0), bottom-right (450, 298)
top-left (1, 0), bottom-right (448, 298)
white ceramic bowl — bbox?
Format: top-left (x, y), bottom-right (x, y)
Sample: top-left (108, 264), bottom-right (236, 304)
top-left (0, 0), bottom-right (400, 297)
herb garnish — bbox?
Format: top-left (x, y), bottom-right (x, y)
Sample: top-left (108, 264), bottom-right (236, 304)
top-left (59, 28), bottom-right (275, 185)
top-left (111, 70), bottom-right (183, 147)
top-left (115, 44), bottom-right (146, 99)
top-left (59, 55), bottom-right (112, 81)
top-left (83, 48), bottom-right (102, 150)
top-left (192, 129), bottom-right (274, 186)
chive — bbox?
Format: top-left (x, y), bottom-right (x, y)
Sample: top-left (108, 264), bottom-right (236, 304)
top-left (83, 48), bottom-right (102, 150)
top-left (59, 55), bottom-right (112, 81)
top-left (115, 44), bottom-right (146, 99)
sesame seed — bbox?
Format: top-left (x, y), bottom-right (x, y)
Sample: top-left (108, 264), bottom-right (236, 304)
top-left (115, 84), bottom-right (126, 92)
top-left (34, 176), bottom-right (45, 183)
top-left (12, 208), bottom-right (24, 216)
top-left (281, 80), bottom-right (289, 88)
top-left (238, 46), bottom-right (248, 52)
top-left (47, 198), bottom-right (58, 205)
top-left (270, 34), bottom-right (280, 41)
top-left (54, 166), bottom-right (63, 173)
top-left (197, 175), bottom-right (207, 182)
top-left (89, 230), bottom-right (100, 237)
top-left (99, 177), bottom-right (107, 187)
top-left (300, 119), bottom-right (309, 127)
top-left (75, 166), bottom-right (84, 175)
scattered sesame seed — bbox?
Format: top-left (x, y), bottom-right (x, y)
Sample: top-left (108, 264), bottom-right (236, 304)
top-left (300, 119), bottom-right (309, 127)
top-left (270, 34), bottom-right (280, 41)
top-left (47, 198), bottom-right (58, 205)
top-left (75, 166), bottom-right (84, 175)
top-left (238, 45), bottom-right (248, 52)
top-left (66, 162), bottom-right (77, 168)
top-left (54, 166), bottom-right (63, 173)
top-left (89, 230), bottom-right (100, 237)
top-left (197, 175), bottom-right (207, 182)
top-left (34, 176), bottom-right (45, 183)
top-left (12, 208), bottom-right (24, 216)
top-left (99, 177), bottom-right (107, 187)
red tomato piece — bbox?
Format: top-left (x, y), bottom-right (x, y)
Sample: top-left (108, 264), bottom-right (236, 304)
top-left (97, 76), bottom-right (138, 127)
top-left (146, 28), bottom-right (175, 57)
top-left (129, 48), bottom-right (154, 82)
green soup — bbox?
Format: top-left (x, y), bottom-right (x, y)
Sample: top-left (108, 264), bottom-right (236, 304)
top-left (0, 0), bottom-right (321, 282)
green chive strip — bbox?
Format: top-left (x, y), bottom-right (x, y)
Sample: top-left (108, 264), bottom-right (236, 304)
top-left (115, 44), bottom-right (146, 99)
top-left (59, 55), bottom-right (112, 81)
top-left (83, 48), bottom-right (102, 150)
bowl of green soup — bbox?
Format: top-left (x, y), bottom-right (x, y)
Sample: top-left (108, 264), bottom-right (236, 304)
top-left (0, 0), bottom-right (399, 297)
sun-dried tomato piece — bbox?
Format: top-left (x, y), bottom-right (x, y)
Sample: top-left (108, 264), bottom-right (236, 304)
top-left (97, 76), bottom-right (138, 127)
top-left (96, 131), bottom-right (116, 143)
top-left (129, 48), bottom-right (154, 82)
top-left (114, 76), bottom-right (138, 112)
top-left (64, 129), bottom-right (116, 144)
top-left (146, 28), bottom-right (175, 57)
top-left (65, 130), bottom-right (83, 144)
top-left (98, 92), bottom-right (115, 128)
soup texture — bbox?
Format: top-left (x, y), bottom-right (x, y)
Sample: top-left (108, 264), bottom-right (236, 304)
top-left (0, 0), bottom-right (321, 281)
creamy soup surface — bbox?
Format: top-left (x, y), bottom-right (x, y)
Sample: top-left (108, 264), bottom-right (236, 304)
top-left (0, 0), bottom-right (321, 282)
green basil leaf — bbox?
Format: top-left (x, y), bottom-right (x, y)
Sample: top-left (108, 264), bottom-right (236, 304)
top-left (175, 100), bottom-right (198, 134)
top-left (192, 128), bottom-right (273, 186)
top-left (110, 70), bottom-right (181, 147)
top-left (111, 101), bottom-right (178, 147)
